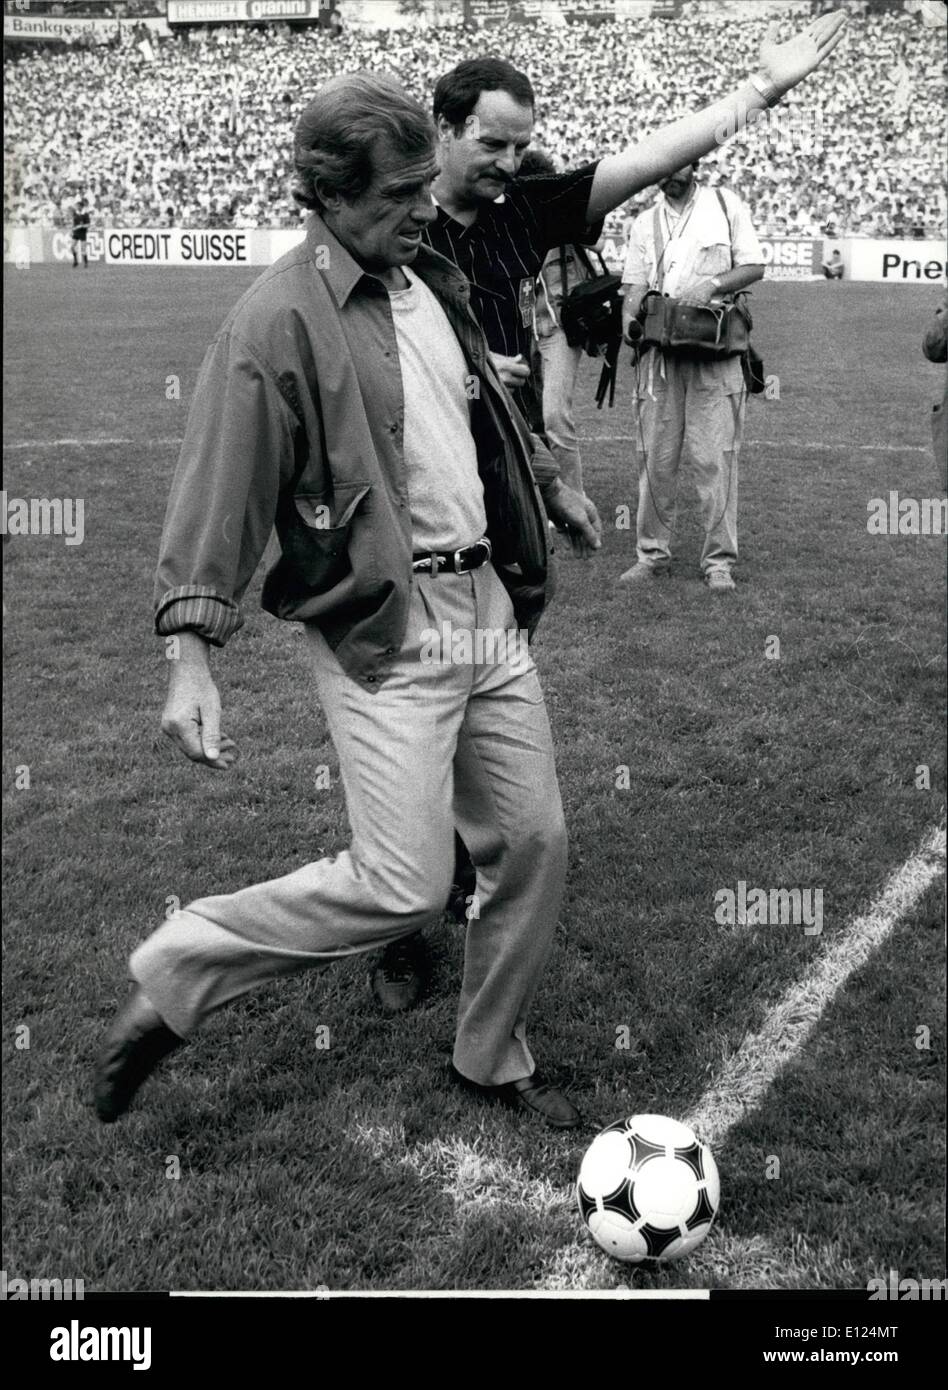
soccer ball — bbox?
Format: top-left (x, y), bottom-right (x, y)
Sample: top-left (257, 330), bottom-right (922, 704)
top-left (576, 1113), bottom-right (720, 1263)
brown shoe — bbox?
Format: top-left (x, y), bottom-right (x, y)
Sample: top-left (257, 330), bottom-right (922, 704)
top-left (94, 987), bottom-right (183, 1123)
top-left (449, 1063), bottom-right (581, 1130)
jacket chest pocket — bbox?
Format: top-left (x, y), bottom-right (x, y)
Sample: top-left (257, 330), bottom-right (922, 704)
top-left (282, 483), bottom-right (371, 591)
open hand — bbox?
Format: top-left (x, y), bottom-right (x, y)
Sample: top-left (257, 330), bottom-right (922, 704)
top-left (547, 485), bottom-right (603, 557)
top-left (758, 10), bottom-right (847, 98)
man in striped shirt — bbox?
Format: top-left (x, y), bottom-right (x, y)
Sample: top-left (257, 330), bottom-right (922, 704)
top-left (428, 75), bottom-right (610, 562)
top-left (425, 18), bottom-right (840, 422)
top-left (426, 59), bottom-right (603, 443)
top-left (378, 16), bottom-right (846, 1010)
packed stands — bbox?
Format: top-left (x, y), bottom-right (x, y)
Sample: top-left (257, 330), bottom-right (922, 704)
top-left (4, 4), bottom-right (946, 240)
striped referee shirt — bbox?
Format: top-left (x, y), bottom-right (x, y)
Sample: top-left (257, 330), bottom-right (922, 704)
top-left (425, 162), bottom-right (603, 362)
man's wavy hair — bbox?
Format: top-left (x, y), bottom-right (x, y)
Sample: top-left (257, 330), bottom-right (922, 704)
top-left (293, 73), bottom-right (435, 212)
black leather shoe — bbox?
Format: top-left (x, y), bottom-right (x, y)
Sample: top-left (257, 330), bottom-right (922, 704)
top-left (449, 1063), bottom-right (581, 1130)
top-left (445, 882), bottom-right (473, 925)
top-left (94, 988), bottom-right (183, 1123)
top-left (369, 934), bottom-right (426, 1015)
top-left (445, 834), bottom-right (477, 925)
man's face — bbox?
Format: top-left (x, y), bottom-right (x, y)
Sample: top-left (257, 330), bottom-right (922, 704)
top-left (660, 165), bottom-right (696, 200)
top-left (322, 139), bottom-right (439, 273)
top-left (437, 89), bottom-right (534, 205)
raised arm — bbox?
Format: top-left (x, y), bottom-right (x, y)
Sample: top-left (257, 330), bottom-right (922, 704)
top-left (586, 11), bottom-right (846, 223)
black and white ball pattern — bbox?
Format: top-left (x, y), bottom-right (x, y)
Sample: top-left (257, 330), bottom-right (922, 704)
top-left (577, 1113), bottom-right (720, 1263)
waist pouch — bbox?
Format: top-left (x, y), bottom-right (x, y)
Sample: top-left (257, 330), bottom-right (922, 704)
top-left (638, 289), bottom-right (752, 359)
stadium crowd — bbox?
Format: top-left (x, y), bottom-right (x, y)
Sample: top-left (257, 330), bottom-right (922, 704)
top-left (4, 5), bottom-right (946, 240)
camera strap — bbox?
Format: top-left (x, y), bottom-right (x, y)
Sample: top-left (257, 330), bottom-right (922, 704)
top-left (651, 191), bottom-right (699, 292)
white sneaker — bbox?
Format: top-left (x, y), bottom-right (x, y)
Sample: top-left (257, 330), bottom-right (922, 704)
top-left (618, 561), bottom-right (670, 585)
top-left (705, 569), bottom-right (736, 592)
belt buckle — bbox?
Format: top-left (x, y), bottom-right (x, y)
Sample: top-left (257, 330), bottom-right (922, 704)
top-left (453, 546), bottom-right (466, 573)
top-left (468, 538), bottom-right (490, 570)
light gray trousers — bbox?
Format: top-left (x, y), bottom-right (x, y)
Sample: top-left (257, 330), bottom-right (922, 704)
top-left (130, 562), bottom-right (568, 1086)
top-left (633, 352), bottom-right (745, 573)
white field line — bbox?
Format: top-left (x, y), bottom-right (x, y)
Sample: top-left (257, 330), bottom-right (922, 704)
top-left (343, 1124), bottom-right (799, 1290)
top-left (683, 823), bottom-right (946, 1147)
top-left (349, 1123), bottom-right (572, 1218)
top-left (177, 1288), bottom-right (707, 1299)
top-left (2, 437), bottom-right (184, 451)
top-left (583, 436), bottom-right (929, 452)
top-left (347, 825), bottom-right (946, 1290)
top-left (2, 436), bottom-right (929, 454)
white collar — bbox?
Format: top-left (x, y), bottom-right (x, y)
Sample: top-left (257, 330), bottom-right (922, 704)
top-left (431, 190), bottom-right (506, 212)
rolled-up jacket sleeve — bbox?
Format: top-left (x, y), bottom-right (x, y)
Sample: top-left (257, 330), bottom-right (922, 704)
top-left (154, 329), bottom-right (301, 646)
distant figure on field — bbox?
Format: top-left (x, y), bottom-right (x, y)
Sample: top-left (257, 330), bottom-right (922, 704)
top-left (72, 201), bottom-right (91, 268)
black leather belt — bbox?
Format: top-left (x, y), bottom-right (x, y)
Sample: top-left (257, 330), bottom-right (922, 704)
top-left (411, 538), bottom-right (491, 575)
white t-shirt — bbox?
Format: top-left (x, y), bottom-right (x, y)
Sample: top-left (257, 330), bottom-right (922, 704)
top-left (621, 186), bottom-right (764, 300)
top-left (387, 267), bottom-right (488, 553)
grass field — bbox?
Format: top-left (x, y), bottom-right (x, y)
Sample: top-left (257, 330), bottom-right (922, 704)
top-left (2, 266), bottom-right (945, 1293)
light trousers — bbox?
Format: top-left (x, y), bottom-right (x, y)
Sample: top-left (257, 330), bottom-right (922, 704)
top-left (633, 352), bottom-right (745, 573)
top-left (130, 562), bottom-right (568, 1086)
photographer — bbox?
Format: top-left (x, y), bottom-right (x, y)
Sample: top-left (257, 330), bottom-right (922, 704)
top-left (619, 163), bottom-right (764, 593)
